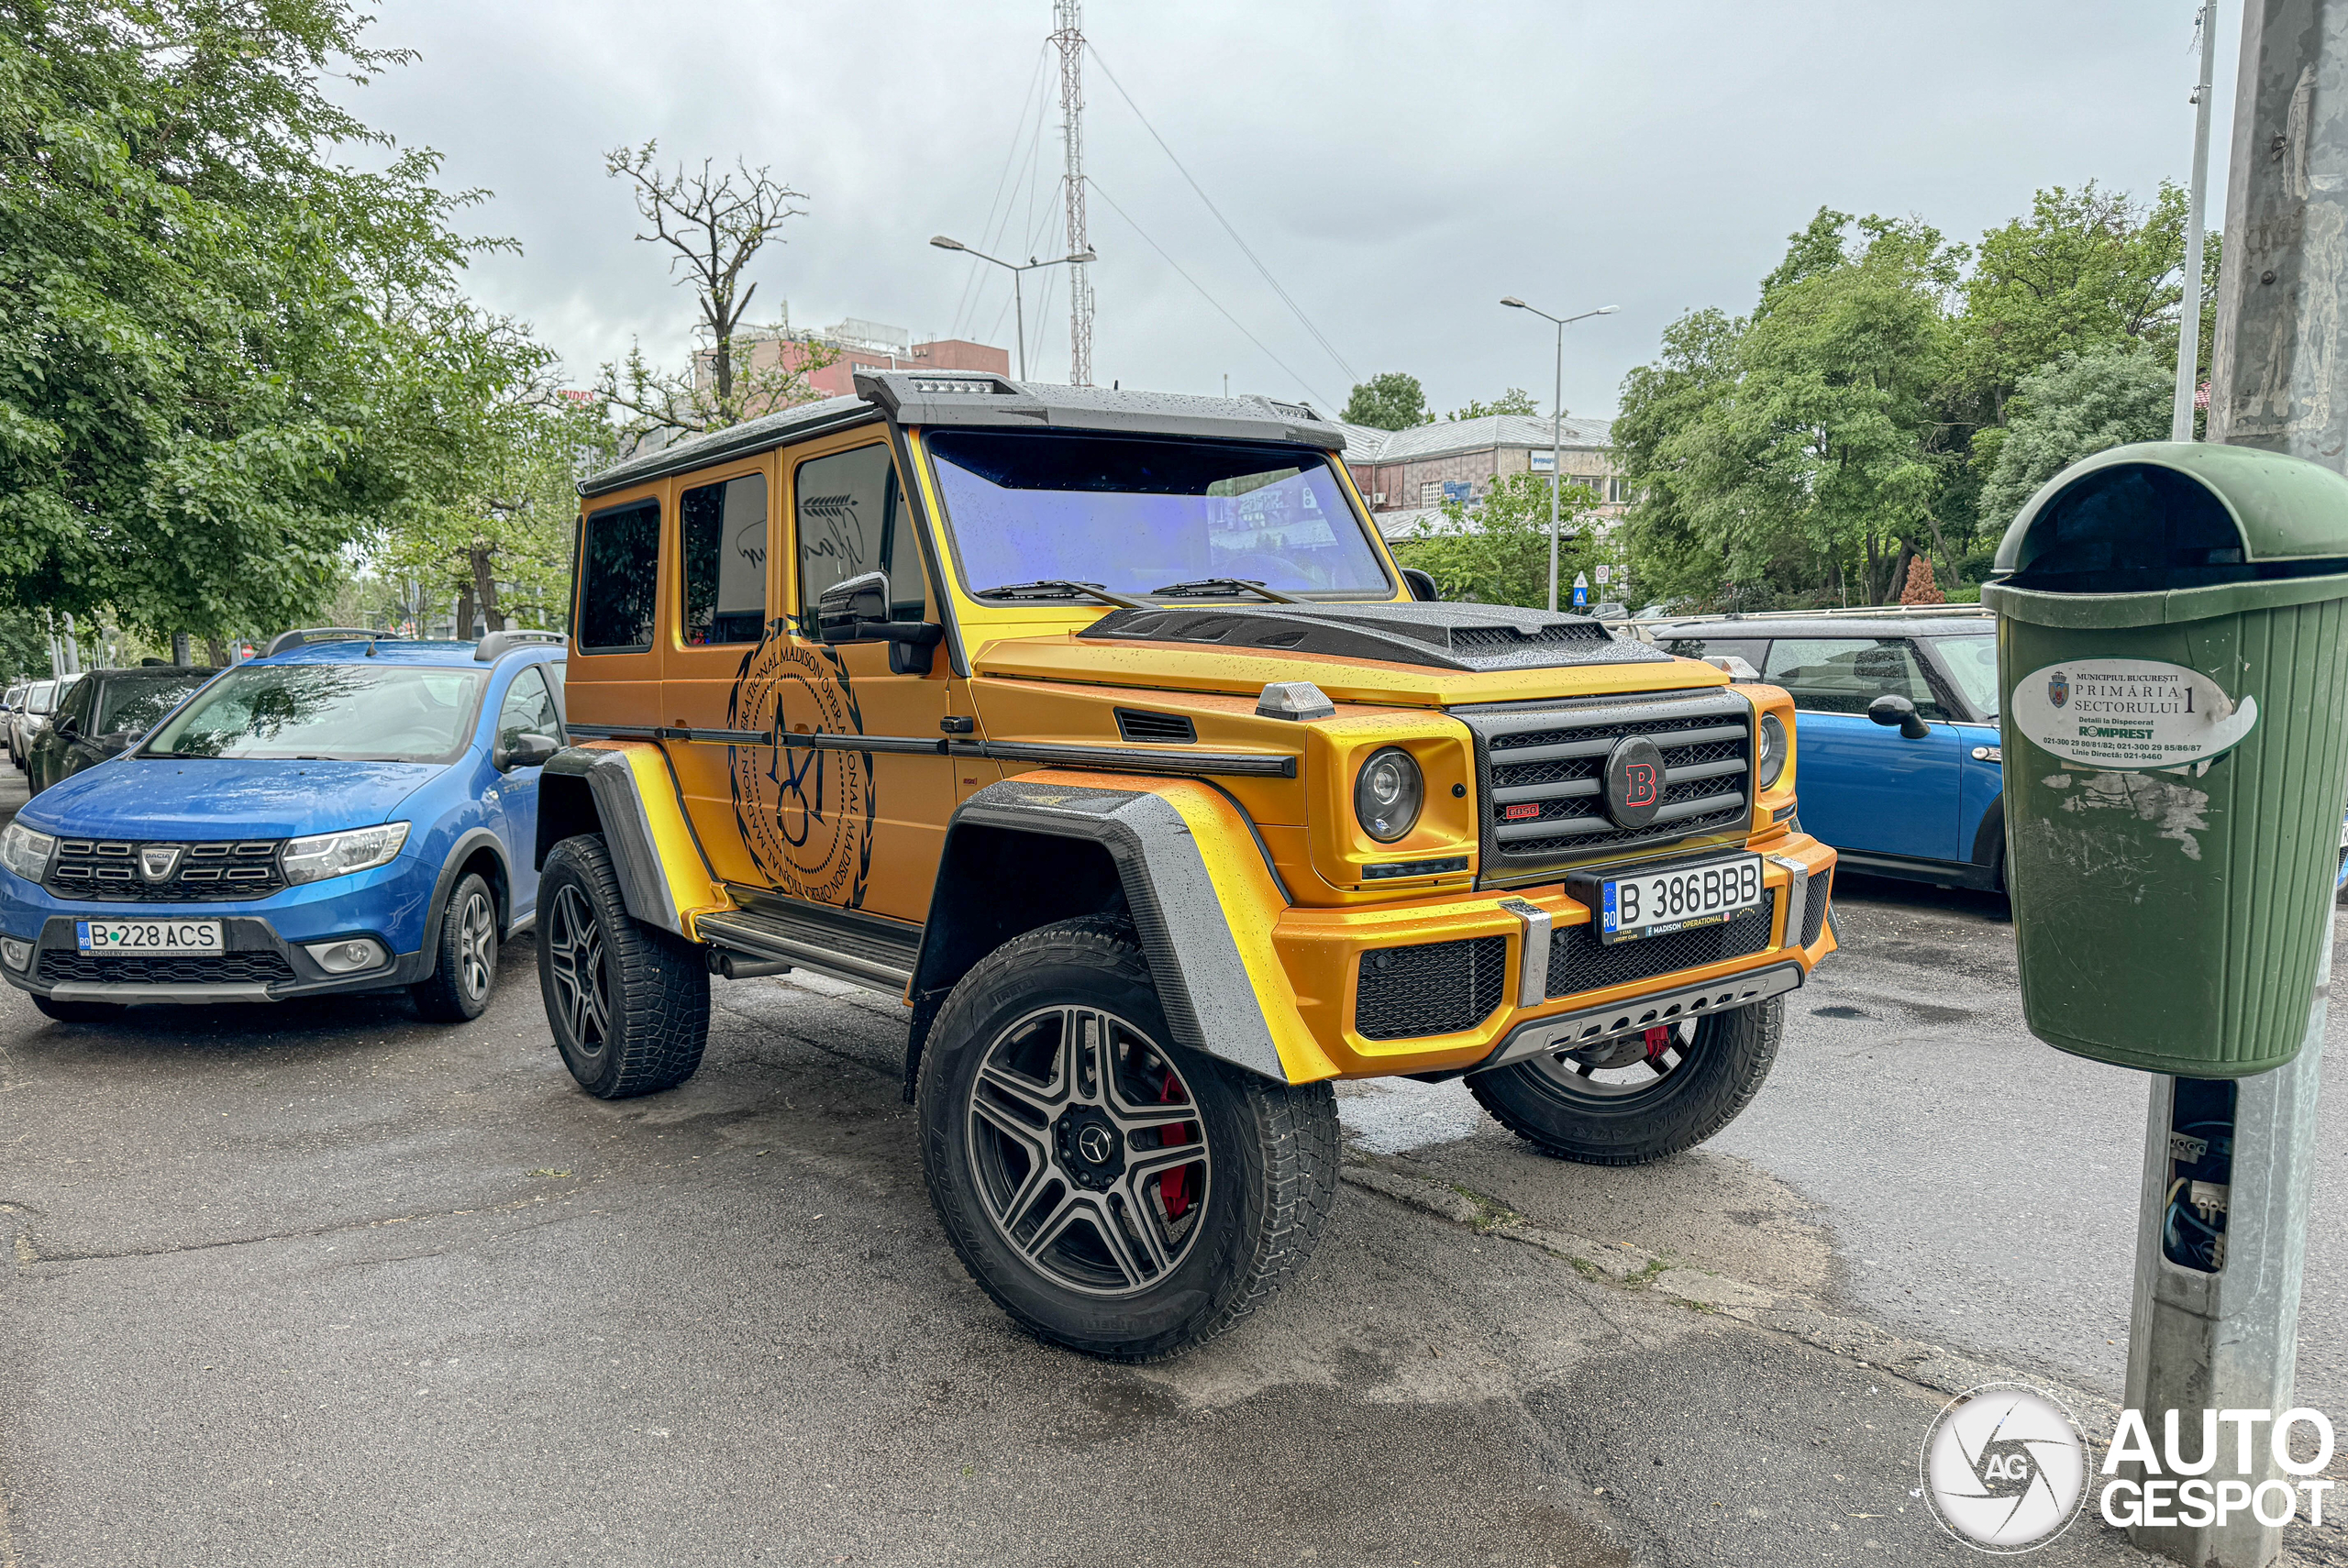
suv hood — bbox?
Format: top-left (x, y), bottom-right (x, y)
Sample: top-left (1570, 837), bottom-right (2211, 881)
top-left (1081, 602), bottom-right (1674, 674)
top-left (19, 756), bottom-right (447, 841)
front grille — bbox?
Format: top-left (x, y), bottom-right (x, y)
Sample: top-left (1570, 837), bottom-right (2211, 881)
top-left (1545, 893), bottom-right (1778, 999)
top-left (46, 839), bottom-right (288, 902)
top-left (37, 950), bottom-right (294, 986)
top-left (1460, 690), bottom-right (1754, 878)
top-left (1800, 870), bottom-right (1833, 947)
top-left (1355, 934), bottom-right (1508, 1040)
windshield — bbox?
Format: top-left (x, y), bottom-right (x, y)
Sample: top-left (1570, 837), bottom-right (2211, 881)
top-left (1938, 635), bottom-right (1999, 719)
top-left (143, 664), bottom-right (487, 762)
top-left (27, 682), bottom-right (56, 713)
top-left (926, 430), bottom-right (1394, 600)
top-left (97, 674), bottom-right (212, 735)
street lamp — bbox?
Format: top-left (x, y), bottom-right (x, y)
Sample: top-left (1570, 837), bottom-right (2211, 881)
top-left (1501, 297), bottom-right (1619, 612)
top-left (930, 236), bottom-right (1098, 381)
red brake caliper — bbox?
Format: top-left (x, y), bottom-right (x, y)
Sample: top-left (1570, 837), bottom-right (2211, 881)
top-left (1157, 1065), bottom-right (1195, 1220)
top-left (1644, 1026), bottom-right (1674, 1062)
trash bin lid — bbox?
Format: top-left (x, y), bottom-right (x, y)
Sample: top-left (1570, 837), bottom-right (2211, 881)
top-left (1993, 441), bottom-right (2348, 589)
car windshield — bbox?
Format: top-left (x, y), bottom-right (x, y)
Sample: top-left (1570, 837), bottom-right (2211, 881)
top-left (96, 673), bottom-right (212, 734)
top-left (926, 429), bottom-right (1394, 599)
top-left (1938, 635), bottom-right (1999, 719)
top-left (143, 664), bottom-right (487, 762)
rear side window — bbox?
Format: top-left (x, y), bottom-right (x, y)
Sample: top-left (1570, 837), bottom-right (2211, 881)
top-left (794, 445), bottom-right (925, 634)
top-left (680, 474), bottom-right (769, 646)
top-left (578, 500), bottom-right (661, 653)
top-left (1666, 636), bottom-right (1768, 668)
top-left (1763, 637), bottom-right (1948, 721)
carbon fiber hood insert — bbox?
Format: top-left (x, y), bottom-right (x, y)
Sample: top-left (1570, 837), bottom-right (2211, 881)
top-left (1078, 602), bottom-right (1673, 673)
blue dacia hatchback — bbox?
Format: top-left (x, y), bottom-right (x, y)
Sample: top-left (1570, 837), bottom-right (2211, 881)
top-left (0, 630), bottom-right (566, 1023)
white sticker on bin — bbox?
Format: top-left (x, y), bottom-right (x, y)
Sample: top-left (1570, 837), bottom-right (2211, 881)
top-left (2010, 658), bottom-right (2258, 771)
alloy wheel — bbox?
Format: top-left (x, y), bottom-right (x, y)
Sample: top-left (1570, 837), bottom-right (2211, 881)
top-left (457, 889), bottom-right (496, 1001)
top-left (964, 1005), bottom-right (1210, 1297)
top-left (1524, 1019), bottom-right (1698, 1100)
top-left (545, 884), bottom-right (611, 1052)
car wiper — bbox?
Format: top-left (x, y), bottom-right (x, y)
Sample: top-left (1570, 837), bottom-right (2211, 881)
top-left (1147, 577), bottom-right (1302, 604)
top-left (972, 580), bottom-right (1148, 609)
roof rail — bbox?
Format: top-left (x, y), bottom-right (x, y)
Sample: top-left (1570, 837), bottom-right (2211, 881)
top-left (474, 629), bottom-right (568, 662)
top-left (261, 626), bottom-right (379, 657)
top-left (1663, 603), bottom-right (1991, 625)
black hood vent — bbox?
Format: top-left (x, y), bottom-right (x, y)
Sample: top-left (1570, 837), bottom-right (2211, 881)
top-left (1079, 602), bottom-right (1674, 673)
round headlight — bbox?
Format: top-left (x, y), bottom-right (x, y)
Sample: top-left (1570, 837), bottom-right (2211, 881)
top-left (1354, 747), bottom-right (1424, 843)
top-left (1757, 713), bottom-right (1789, 790)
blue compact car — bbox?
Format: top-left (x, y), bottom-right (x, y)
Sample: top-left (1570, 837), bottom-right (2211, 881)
top-left (1645, 610), bottom-right (2009, 892)
top-left (0, 630), bottom-right (567, 1023)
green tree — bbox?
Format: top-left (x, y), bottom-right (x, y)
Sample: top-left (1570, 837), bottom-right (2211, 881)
top-left (0, 0), bottom-right (506, 644)
top-left (1448, 389), bottom-right (1540, 420)
top-left (1976, 344), bottom-right (2173, 528)
top-left (1393, 469), bottom-right (1613, 608)
top-left (1341, 372), bottom-right (1432, 431)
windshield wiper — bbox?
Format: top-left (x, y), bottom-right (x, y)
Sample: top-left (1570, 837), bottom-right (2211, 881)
top-left (1147, 577), bottom-right (1302, 604)
top-left (973, 580), bottom-right (1148, 609)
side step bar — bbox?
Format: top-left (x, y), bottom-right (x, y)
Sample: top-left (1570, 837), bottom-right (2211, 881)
top-left (695, 906), bottom-right (917, 999)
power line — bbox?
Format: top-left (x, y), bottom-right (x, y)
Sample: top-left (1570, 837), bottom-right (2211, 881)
top-left (1087, 42), bottom-right (1361, 388)
top-left (1087, 175), bottom-right (1332, 408)
top-left (951, 43), bottom-right (1051, 341)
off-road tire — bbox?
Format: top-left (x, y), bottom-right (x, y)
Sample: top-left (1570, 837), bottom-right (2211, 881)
top-left (411, 871), bottom-right (498, 1022)
top-left (1469, 994), bottom-right (1783, 1165)
top-left (537, 834), bottom-right (708, 1099)
top-left (916, 917), bottom-right (1339, 1362)
top-left (31, 994), bottom-right (127, 1023)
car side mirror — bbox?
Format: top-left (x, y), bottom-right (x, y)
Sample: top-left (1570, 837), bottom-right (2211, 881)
top-left (817, 571), bottom-right (892, 643)
top-left (498, 732), bottom-right (559, 771)
top-left (814, 569), bottom-right (945, 674)
top-left (50, 713), bottom-right (76, 739)
top-left (1401, 567), bottom-right (1440, 602)
top-left (1868, 692), bottom-right (1932, 740)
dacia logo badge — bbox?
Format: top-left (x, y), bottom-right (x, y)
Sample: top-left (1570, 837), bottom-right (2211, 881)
top-left (138, 845), bottom-right (183, 883)
top-left (2047, 669), bottom-right (2069, 709)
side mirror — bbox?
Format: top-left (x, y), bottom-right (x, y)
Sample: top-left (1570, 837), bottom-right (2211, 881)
top-left (50, 712), bottom-right (76, 739)
top-left (814, 569), bottom-right (945, 675)
top-left (1867, 693), bottom-right (1932, 740)
top-left (1401, 567), bottom-right (1440, 602)
top-left (498, 732), bottom-right (559, 771)
top-left (817, 571), bottom-right (892, 644)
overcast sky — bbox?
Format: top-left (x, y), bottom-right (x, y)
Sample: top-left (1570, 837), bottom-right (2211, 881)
top-left (348, 1), bottom-right (2239, 423)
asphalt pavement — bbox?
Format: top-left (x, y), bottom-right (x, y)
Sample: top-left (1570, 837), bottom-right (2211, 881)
top-left (0, 764), bottom-right (2331, 1565)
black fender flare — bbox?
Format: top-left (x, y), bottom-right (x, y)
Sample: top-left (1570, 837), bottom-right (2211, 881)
top-left (419, 827), bottom-right (515, 967)
top-left (1970, 790), bottom-right (2007, 884)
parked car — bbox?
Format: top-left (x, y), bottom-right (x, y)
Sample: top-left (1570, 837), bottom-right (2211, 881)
top-left (1642, 608), bottom-right (2006, 891)
top-left (7, 677), bottom-right (79, 770)
top-left (0, 629), bottom-right (567, 1024)
top-left (26, 665), bottom-right (219, 796)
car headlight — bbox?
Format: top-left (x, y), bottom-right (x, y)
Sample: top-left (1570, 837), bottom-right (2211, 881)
top-left (1354, 747), bottom-right (1424, 844)
top-left (281, 823), bottom-right (410, 886)
top-left (1756, 714), bottom-right (1789, 790)
top-left (0, 822), bottom-right (55, 883)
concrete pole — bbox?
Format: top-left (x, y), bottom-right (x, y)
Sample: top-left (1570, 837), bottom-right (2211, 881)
top-left (1549, 319), bottom-right (1563, 613)
top-left (2125, 5), bottom-right (2348, 1563)
top-left (172, 634), bottom-right (191, 668)
top-left (60, 613), bottom-right (80, 676)
top-left (2174, 0), bottom-right (2220, 442)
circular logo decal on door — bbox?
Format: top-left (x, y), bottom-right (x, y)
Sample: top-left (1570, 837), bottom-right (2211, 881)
top-left (726, 631), bottom-right (874, 907)
top-left (1602, 736), bottom-right (1667, 829)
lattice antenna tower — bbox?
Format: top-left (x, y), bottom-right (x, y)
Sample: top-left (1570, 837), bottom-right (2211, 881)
top-left (1051, 0), bottom-right (1093, 385)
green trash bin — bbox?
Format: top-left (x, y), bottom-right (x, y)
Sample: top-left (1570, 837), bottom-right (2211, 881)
top-left (1982, 441), bottom-right (2348, 1077)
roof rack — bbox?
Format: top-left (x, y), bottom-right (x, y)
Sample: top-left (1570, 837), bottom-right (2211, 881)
top-left (261, 626), bottom-right (380, 657)
top-left (474, 629), bottom-right (568, 662)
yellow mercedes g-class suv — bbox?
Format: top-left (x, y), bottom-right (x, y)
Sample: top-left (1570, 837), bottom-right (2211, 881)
top-left (535, 371), bottom-right (1837, 1360)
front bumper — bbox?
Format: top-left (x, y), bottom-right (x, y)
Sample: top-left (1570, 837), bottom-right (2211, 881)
top-left (2, 914), bottom-right (430, 1003)
top-left (1276, 830), bottom-right (1838, 1078)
